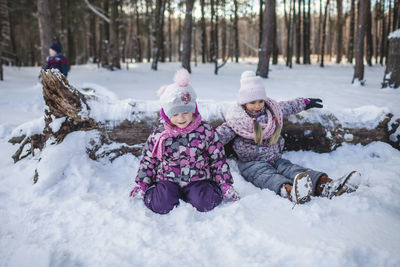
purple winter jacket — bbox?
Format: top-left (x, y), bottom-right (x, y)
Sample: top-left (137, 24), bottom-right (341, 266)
top-left (216, 98), bottom-right (306, 164)
top-left (136, 120), bottom-right (234, 187)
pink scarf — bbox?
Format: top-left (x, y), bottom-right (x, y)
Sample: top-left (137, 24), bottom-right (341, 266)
top-left (225, 98), bottom-right (283, 141)
top-left (152, 114), bottom-right (202, 160)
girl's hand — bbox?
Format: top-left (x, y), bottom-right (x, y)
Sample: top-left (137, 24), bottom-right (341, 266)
top-left (221, 183), bottom-right (240, 201)
top-left (305, 98), bottom-right (323, 110)
top-left (130, 182), bottom-right (149, 198)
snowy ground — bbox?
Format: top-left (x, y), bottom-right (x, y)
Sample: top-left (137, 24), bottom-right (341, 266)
top-left (1, 62), bottom-right (400, 266)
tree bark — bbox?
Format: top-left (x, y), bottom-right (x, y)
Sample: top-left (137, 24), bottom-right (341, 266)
top-left (257, 0), bottom-right (275, 78)
top-left (135, 0), bottom-right (143, 63)
top-left (10, 71), bottom-right (400, 166)
top-left (200, 0), bottom-right (208, 63)
top-left (182, 0), bottom-right (195, 72)
top-left (109, 0), bottom-right (121, 70)
top-left (151, 0), bottom-right (163, 70)
top-left (146, 0), bottom-right (152, 62)
top-left (347, 0), bottom-right (355, 63)
top-left (37, 0), bottom-right (57, 65)
top-left (366, 0), bottom-right (373, 66)
top-left (320, 0), bottom-right (330, 67)
top-left (336, 0), bottom-right (343, 63)
top-left (259, 0), bottom-right (264, 49)
top-left (178, 16), bottom-right (182, 62)
top-left (233, 0), bottom-right (240, 62)
top-left (380, 0), bottom-right (386, 65)
top-left (210, 0), bottom-right (216, 63)
top-left (382, 36), bottom-right (400, 88)
top-left (295, 0), bottom-right (301, 64)
top-left (394, 0), bottom-right (400, 31)
top-left (352, 0), bottom-right (368, 84)
top-left (167, 0), bottom-right (173, 62)
top-left (221, 0), bottom-right (227, 61)
top-left (302, 0), bottom-right (311, 64)
top-left (272, 3), bottom-right (279, 65)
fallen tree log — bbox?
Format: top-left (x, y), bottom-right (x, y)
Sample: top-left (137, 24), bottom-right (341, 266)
top-left (9, 70), bottom-right (400, 166)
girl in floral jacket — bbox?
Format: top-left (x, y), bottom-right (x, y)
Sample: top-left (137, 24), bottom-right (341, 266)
top-left (216, 71), bottom-right (361, 204)
top-left (130, 69), bottom-right (239, 214)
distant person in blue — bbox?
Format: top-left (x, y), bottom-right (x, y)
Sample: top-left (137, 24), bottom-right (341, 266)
top-left (44, 42), bottom-right (68, 77)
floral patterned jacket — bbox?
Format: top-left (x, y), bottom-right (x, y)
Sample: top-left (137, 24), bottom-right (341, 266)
top-left (136, 121), bottom-right (233, 187)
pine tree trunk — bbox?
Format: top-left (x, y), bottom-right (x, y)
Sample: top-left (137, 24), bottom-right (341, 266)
top-left (366, 0), bottom-right (373, 66)
top-left (210, 0), bottom-right (216, 63)
top-left (200, 0), bottom-right (207, 63)
top-left (159, 0), bottom-right (167, 62)
top-left (393, 0), bottom-right (399, 30)
top-left (178, 16), bottom-right (182, 61)
top-left (320, 0), bottom-right (330, 67)
top-left (303, 0), bottom-right (311, 64)
top-left (167, 0), bottom-right (173, 62)
top-left (151, 0), bottom-right (163, 70)
top-left (234, 0), bottom-right (240, 62)
top-left (347, 0), bottom-right (355, 63)
top-left (146, 0), bottom-right (152, 62)
top-left (221, 0), bottom-right (227, 60)
top-left (109, 0), bottom-right (121, 70)
top-left (182, 0), bottom-right (195, 72)
top-left (213, 0), bottom-right (220, 74)
top-left (380, 0), bottom-right (386, 65)
top-left (352, 0), bottom-right (368, 84)
top-left (285, 0), bottom-right (293, 67)
top-left (318, 0), bottom-right (323, 62)
top-left (0, 0), bottom-right (7, 80)
top-left (89, 13), bottom-right (98, 63)
top-left (382, 36), bottom-right (400, 88)
top-left (135, 0), bottom-right (143, 63)
top-left (257, 0), bottom-right (275, 78)
top-left (374, 3), bottom-right (380, 64)
top-left (336, 0), bottom-right (343, 63)
top-left (37, 0), bottom-right (57, 65)
top-left (259, 0), bottom-right (264, 49)
top-left (296, 0), bottom-right (301, 64)
top-left (272, 3), bottom-right (279, 65)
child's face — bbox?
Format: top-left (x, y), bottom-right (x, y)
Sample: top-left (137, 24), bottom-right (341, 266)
top-left (49, 48), bottom-right (57, 56)
top-left (244, 100), bottom-right (265, 114)
top-left (170, 112), bottom-right (194, 129)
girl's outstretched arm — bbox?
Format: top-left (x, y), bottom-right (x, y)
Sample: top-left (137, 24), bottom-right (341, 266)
top-left (215, 122), bottom-right (236, 145)
top-left (279, 97), bottom-right (308, 117)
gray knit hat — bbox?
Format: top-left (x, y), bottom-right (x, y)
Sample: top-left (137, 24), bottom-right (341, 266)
top-left (158, 69), bottom-right (197, 118)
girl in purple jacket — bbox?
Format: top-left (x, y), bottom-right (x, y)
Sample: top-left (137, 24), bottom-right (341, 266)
top-left (216, 71), bottom-right (361, 204)
top-left (130, 69), bottom-right (239, 214)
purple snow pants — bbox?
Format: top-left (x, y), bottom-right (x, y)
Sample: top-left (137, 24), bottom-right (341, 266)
top-left (143, 180), bottom-right (223, 214)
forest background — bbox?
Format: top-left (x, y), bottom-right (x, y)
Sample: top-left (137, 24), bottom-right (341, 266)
top-left (0, 0), bottom-right (399, 84)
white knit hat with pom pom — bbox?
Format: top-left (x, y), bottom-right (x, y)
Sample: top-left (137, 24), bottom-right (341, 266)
top-left (238, 70), bottom-right (267, 105)
top-left (158, 69), bottom-right (197, 118)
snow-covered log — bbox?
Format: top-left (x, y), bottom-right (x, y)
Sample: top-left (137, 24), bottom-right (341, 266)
top-left (9, 70), bottom-right (400, 164)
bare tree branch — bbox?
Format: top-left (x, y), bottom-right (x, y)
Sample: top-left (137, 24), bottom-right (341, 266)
top-left (84, 0), bottom-right (110, 23)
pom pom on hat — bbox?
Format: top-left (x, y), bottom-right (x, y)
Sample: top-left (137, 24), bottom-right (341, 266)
top-left (238, 70), bottom-right (267, 105)
top-left (241, 70), bottom-right (256, 80)
top-left (173, 69), bottom-right (190, 87)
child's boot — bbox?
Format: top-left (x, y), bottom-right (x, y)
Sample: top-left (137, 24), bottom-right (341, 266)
top-left (290, 172), bottom-right (313, 204)
top-left (319, 171), bottom-right (361, 199)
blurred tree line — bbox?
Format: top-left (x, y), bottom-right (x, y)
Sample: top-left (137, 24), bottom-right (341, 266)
top-left (0, 0), bottom-right (399, 84)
